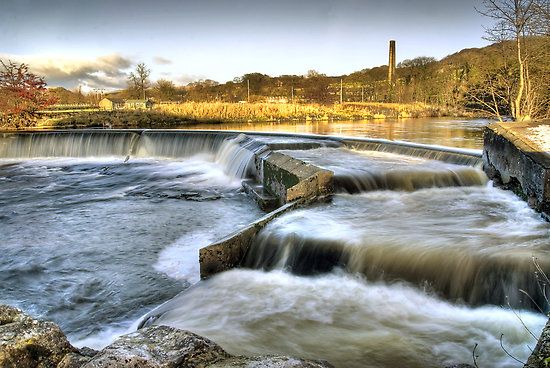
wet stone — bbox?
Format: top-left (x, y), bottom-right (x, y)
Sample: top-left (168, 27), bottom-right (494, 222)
top-left (0, 305), bottom-right (76, 368)
top-left (82, 325), bottom-right (230, 368)
top-left (208, 356), bottom-right (334, 368)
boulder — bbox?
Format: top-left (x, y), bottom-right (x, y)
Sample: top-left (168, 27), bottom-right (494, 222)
top-left (82, 325), bottom-right (230, 368)
top-left (525, 318), bottom-right (550, 368)
top-left (57, 352), bottom-right (92, 368)
top-left (0, 305), bottom-right (76, 368)
top-left (83, 325), bottom-right (334, 368)
top-left (208, 356), bottom-right (334, 367)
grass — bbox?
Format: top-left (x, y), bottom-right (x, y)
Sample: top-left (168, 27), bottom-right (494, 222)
top-left (19, 101), bottom-right (456, 130)
top-left (155, 101), bottom-right (452, 122)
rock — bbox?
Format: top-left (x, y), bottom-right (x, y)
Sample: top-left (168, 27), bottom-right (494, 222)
top-left (57, 352), bottom-right (92, 368)
top-left (525, 318), bottom-right (550, 368)
top-left (82, 325), bottom-right (230, 368)
top-left (83, 325), bottom-right (334, 368)
top-left (444, 364), bottom-right (475, 368)
top-left (0, 305), bottom-right (76, 368)
top-left (207, 356), bottom-right (334, 368)
top-left (78, 347), bottom-right (99, 357)
top-left (1, 305), bottom-right (333, 368)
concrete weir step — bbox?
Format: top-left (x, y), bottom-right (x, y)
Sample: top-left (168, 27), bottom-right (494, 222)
top-left (242, 179), bottom-right (279, 211)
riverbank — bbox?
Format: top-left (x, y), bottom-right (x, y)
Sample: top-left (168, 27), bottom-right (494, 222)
top-left (0, 102), bottom-right (470, 131)
top-left (154, 101), bottom-right (460, 122)
top-left (0, 304), bottom-right (334, 368)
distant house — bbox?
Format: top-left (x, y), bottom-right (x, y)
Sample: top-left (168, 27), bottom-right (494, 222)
top-left (265, 96), bottom-right (289, 104)
top-left (99, 98), bottom-right (125, 111)
top-left (124, 99), bottom-right (153, 110)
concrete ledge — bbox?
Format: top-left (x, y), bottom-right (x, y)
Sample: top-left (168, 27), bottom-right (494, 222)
top-left (483, 122), bottom-right (550, 216)
top-left (242, 179), bottom-right (278, 211)
top-left (342, 139), bottom-right (482, 166)
top-left (199, 201), bottom-right (300, 279)
top-left (263, 152), bottom-right (334, 205)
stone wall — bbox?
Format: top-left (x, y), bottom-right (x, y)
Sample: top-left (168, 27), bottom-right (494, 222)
top-left (483, 122), bottom-right (550, 217)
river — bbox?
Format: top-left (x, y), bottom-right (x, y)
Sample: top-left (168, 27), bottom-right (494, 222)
top-left (176, 117), bottom-right (490, 149)
top-left (1, 120), bottom-right (548, 368)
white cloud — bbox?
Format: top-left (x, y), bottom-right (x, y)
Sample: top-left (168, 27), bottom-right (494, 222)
top-left (153, 56), bottom-right (172, 65)
top-left (177, 74), bottom-right (210, 85)
top-left (0, 53), bottom-right (134, 90)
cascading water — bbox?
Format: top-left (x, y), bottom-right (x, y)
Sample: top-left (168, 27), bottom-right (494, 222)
top-left (214, 134), bottom-right (268, 178)
top-left (281, 147), bottom-right (487, 193)
top-left (2, 129), bottom-right (549, 368)
top-left (0, 131), bottom-right (263, 180)
top-left (242, 187), bottom-right (550, 310)
top-left (0, 131), bottom-right (139, 158)
top-left (139, 134), bottom-right (549, 368)
top-left (342, 140), bottom-right (483, 166)
top-left (146, 270), bottom-right (546, 368)
top-left (0, 130), bottom-right (271, 347)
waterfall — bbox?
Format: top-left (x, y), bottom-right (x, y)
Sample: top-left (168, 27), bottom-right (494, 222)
top-left (0, 131), bottom-right (139, 158)
top-left (0, 131), bottom-right (266, 180)
top-left (343, 140), bottom-right (482, 166)
top-left (333, 167), bottom-right (488, 193)
top-left (241, 188), bottom-right (550, 311)
top-left (281, 147), bottom-right (488, 193)
top-left (214, 134), bottom-right (268, 178)
top-left (134, 131), bottom-right (229, 159)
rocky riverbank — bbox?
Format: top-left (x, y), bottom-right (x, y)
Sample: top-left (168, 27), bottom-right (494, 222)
top-left (0, 305), bottom-right (333, 368)
top-left (2, 303), bottom-right (548, 367)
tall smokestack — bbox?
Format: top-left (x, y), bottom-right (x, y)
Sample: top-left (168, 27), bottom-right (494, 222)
top-left (388, 40), bottom-right (396, 86)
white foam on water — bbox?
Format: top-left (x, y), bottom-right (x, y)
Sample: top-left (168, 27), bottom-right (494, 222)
top-left (153, 232), bottom-right (215, 284)
top-left (70, 319), bottom-right (138, 350)
top-left (151, 269), bottom-right (547, 368)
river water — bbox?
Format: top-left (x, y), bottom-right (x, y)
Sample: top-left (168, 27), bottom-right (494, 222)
top-left (0, 134), bottom-right (264, 346)
top-left (177, 117), bottom-right (490, 149)
top-left (1, 122), bottom-right (549, 368)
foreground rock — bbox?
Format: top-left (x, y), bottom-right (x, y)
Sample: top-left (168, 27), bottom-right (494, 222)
top-left (82, 325), bottom-right (229, 367)
top-left (0, 305), bottom-right (333, 368)
top-left (0, 305), bottom-right (77, 368)
top-left (82, 325), bottom-right (333, 368)
top-left (525, 318), bottom-right (550, 368)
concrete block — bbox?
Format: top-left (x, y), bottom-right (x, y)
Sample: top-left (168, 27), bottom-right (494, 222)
top-left (199, 201), bottom-right (300, 279)
top-left (262, 152), bottom-right (334, 205)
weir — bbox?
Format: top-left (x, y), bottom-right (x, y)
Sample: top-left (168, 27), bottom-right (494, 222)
top-left (241, 189), bottom-right (550, 310)
top-left (2, 128), bottom-right (549, 367)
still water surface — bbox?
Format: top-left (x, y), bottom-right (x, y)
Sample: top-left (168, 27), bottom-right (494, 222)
top-left (178, 117), bottom-right (490, 149)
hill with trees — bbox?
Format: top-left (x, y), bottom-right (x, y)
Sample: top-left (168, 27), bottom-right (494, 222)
top-left (98, 38), bottom-right (548, 121)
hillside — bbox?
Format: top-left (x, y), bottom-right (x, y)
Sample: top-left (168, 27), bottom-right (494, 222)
top-left (49, 38), bottom-right (549, 120)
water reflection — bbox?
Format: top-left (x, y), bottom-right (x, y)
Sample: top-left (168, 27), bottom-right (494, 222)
top-left (176, 117), bottom-right (491, 149)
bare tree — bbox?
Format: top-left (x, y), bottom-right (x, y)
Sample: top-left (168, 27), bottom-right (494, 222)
top-left (128, 63), bottom-right (151, 100)
top-left (477, 0), bottom-right (548, 121)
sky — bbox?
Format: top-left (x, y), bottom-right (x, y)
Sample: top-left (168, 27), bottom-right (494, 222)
top-left (0, 0), bottom-right (491, 91)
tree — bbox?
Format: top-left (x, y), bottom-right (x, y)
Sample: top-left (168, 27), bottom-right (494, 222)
top-left (153, 79), bottom-right (179, 101)
top-left (128, 63), bottom-right (151, 99)
top-left (0, 59), bottom-right (56, 128)
top-left (477, 0), bottom-right (549, 121)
